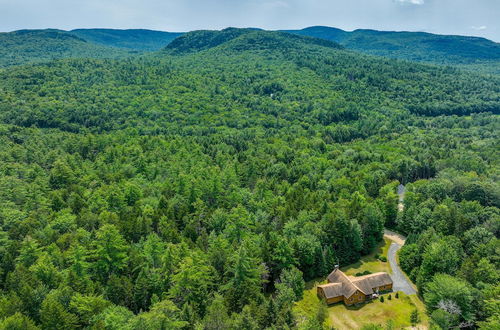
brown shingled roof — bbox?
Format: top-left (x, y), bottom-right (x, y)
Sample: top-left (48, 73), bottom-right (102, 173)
top-left (326, 268), bottom-right (359, 298)
top-left (351, 272), bottom-right (393, 295)
top-left (321, 269), bottom-right (393, 299)
top-left (318, 283), bottom-right (343, 298)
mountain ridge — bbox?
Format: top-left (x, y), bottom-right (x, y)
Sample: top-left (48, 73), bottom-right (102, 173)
top-left (1, 26), bottom-right (497, 135)
top-left (164, 28), bottom-right (343, 54)
top-left (69, 28), bottom-right (183, 51)
top-left (1, 26), bottom-right (499, 73)
top-left (0, 29), bottom-right (131, 67)
top-left (284, 26), bottom-right (500, 72)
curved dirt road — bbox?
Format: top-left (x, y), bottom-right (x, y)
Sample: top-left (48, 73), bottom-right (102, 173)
top-left (384, 229), bottom-right (417, 295)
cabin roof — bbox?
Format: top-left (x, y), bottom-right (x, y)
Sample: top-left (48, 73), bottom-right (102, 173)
top-left (317, 282), bottom-right (343, 298)
top-left (326, 268), bottom-right (359, 297)
top-left (320, 269), bottom-right (393, 299)
top-left (350, 272), bottom-right (393, 295)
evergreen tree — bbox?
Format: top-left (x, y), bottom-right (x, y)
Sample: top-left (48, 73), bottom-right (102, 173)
top-left (40, 295), bottom-right (78, 330)
top-left (92, 224), bottom-right (129, 281)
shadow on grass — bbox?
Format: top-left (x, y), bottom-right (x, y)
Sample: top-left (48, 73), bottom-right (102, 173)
top-left (326, 298), bottom-right (379, 311)
top-left (304, 278), bottom-right (325, 290)
top-left (344, 301), bottom-right (374, 311)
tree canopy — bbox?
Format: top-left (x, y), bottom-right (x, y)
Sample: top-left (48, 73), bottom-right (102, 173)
top-left (0, 27), bottom-right (498, 329)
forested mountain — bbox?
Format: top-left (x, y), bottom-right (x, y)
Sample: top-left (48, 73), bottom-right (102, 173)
top-left (3, 26), bottom-right (499, 74)
top-left (1, 29), bottom-right (497, 132)
top-left (0, 28), bottom-right (498, 329)
top-left (0, 30), bottom-right (131, 67)
top-left (70, 29), bottom-right (183, 51)
top-left (285, 26), bottom-right (500, 73)
top-left (164, 28), bottom-right (343, 55)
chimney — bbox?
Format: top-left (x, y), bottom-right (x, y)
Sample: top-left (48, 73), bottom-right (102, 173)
top-left (334, 265), bottom-right (339, 270)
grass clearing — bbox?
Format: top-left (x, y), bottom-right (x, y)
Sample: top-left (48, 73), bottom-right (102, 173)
top-left (293, 238), bottom-right (428, 329)
top-left (326, 292), bottom-right (427, 329)
top-left (341, 238), bottom-right (392, 276)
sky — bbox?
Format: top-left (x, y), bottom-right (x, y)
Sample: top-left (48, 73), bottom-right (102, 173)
top-left (1, 0), bottom-right (499, 41)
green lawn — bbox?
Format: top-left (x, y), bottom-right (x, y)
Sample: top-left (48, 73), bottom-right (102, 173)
top-left (326, 292), bottom-right (427, 329)
top-left (293, 239), bottom-right (428, 329)
top-left (341, 238), bottom-right (392, 276)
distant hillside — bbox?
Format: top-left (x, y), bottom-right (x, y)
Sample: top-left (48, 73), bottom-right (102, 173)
top-left (70, 28), bottom-right (183, 51)
top-left (3, 26), bottom-right (499, 73)
top-left (0, 29), bottom-right (131, 67)
top-left (285, 26), bottom-right (500, 73)
top-left (164, 28), bottom-right (252, 54)
top-left (1, 27), bottom-right (498, 134)
top-left (165, 28), bottom-right (342, 54)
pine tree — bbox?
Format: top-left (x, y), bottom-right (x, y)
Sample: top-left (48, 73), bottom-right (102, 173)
top-left (169, 252), bottom-right (215, 315)
top-left (223, 245), bottom-right (264, 312)
top-left (202, 294), bottom-right (231, 330)
top-left (40, 296), bottom-right (78, 330)
top-left (92, 224), bottom-right (129, 281)
top-left (0, 312), bottom-right (39, 330)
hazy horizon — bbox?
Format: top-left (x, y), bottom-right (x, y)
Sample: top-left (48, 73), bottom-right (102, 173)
top-left (1, 0), bottom-right (499, 42)
top-left (3, 25), bottom-right (500, 43)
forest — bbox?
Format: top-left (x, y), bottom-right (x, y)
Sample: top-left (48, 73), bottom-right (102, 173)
top-left (2, 25), bottom-right (500, 73)
top-left (0, 28), bottom-right (498, 329)
top-left (285, 26), bottom-right (500, 74)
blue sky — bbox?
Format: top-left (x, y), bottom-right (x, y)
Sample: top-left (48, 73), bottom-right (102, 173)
top-left (1, 0), bottom-right (499, 41)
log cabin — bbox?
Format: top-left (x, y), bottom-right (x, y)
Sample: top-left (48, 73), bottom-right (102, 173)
top-left (317, 267), bottom-right (393, 305)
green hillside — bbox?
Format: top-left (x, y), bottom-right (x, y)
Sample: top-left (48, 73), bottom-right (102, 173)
top-left (0, 29), bottom-right (134, 67)
top-left (2, 29), bottom-right (496, 132)
top-left (285, 26), bottom-right (500, 73)
top-left (3, 26), bottom-right (499, 74)
top-left (164, 28), bottom-right (253, 54)
top-left (0, 28), bottom-right (498, 329)
top-left (70, 29), bottom-right (183, 51)
top-left (165, 28), bottom-right (343, 55)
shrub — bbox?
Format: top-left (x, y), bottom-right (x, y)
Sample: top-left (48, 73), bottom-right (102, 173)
top-left (355, 270), bottom-right (373, 277)
top-left (388, 294), bottom-right (392, 300)
top-left (316, 299), bottom-right (328, 325)
top-left (410, 309), bottom-right (420, 326)
top-left (380, 296), bottom-right (384, 303)
top-left (395, 292), bottom-right (399, 299)
top-left (379, 256), bottom-right (387, 262)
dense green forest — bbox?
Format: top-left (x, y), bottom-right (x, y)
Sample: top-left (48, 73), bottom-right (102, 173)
top-left (0, 28), bottom-right (498, 329)
top-left (69, 29), bottom-right (183, 51)
top-left (286, 26), bottom-right (500, 74)
top-left (3, 26), bottom-right (499, 74)
top-left (0, 30), bottom-right (135, 68)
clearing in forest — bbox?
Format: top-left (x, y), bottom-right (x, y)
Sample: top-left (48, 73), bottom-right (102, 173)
top-left (293, 238), bottom-right (428, 329)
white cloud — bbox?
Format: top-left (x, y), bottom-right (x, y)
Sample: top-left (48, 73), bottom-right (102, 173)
top-left (395, 0), bottom-right (425, 5)
top-left (262, 1), bottom-right (290, 9)
top-left (471, 25), bottom-right (487, 30)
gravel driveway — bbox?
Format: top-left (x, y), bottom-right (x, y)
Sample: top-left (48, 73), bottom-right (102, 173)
top-left (387, 240), bottom-right (417, 295)
top-left (384, 188), bottom-right (418, 295)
